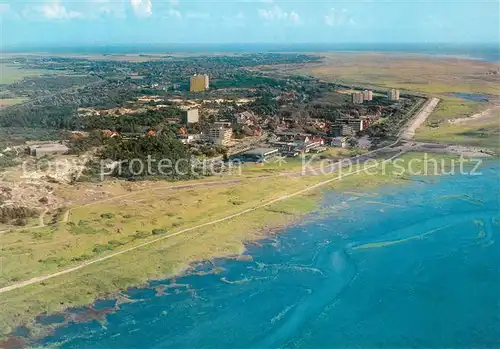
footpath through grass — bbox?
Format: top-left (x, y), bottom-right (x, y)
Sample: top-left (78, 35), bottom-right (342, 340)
top-left (424, 97), bottom-right (486, 124)
top-left (416, 98), bottom-right (500, 152)
top-left (0, 152), bottom-right (467, 338)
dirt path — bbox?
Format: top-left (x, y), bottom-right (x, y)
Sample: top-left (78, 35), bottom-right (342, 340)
top-left (0, 179), bottom-right (250, 234)
top-left (61, 178), bottom-right (247, 224)
top-left (0, 117), bottom-right (415, 235)
top-left (0, 97), bottom-right (437, 292)
top-left (399, 97), bottom-right (440, 140)
top-left (0, 208), bottom-right (49, 235)
top-left (0, 151), bottom-right (406, 295)
top-left (38, 209), bottom-right (48, 227)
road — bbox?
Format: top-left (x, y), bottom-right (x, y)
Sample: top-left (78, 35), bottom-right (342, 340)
top-left (399, 97), bottom-right (440, 140)
top-left (61, 178), bottom-right (249, 224)
top-left (0, 151), bottom-right (406, 295)
top-left (0, 95), bottom-right (440, 293)
top-left (0, 179), bottom-right (254, 234)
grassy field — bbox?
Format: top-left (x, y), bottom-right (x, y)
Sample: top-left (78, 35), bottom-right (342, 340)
top-left (0, 97), bottom-right (27, 107)
top-left (302, 53), bottom-right (500, 96)
top-left (0, 152), bottom-right (466, 337)
top-left (424, 96), bottom-right (486, 123)
top-left (296, 53), bottom-right (500, 149)
top-left (416, 119), bottom-right (500, 150)
top-left (413, 96), bottom-right (500, 150)
top-left (2, 53), bottom-right (173, 63)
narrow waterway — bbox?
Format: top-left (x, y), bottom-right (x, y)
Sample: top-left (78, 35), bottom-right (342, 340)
top-left (32, 161), bottom-right (500, 348)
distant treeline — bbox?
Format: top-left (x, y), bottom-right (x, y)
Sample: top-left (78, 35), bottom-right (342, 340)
top-left (80, 107), bottom-right (183, 132)
top-left (0, 80), bottom-right (138, 129)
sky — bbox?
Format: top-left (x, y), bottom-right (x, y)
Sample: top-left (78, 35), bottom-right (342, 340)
top-left (0, 0), bottom-right (498, 47)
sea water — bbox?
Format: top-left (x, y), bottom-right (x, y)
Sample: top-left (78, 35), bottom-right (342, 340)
top-left (36, 161), bottom-right (500, 348)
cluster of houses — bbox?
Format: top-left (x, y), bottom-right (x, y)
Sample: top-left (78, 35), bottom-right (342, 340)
top-left (30, 92), bottom-right (381, 161)
top-left (235, 131), bottom-right (348, 164)
top-left (176, 121), bottom-right (234, 146)
top-left (177, 109), bottom-right (264, 146)
top-left (271, 132), bottom-right (327, 157)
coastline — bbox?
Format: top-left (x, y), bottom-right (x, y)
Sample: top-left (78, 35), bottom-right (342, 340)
top-left (0, 180), bottom-right (396, 347)
top-left (0, 49), bottom-right (498, 343)
top-left (17, 158), bottom-right (500, 348)
top-left (1, 194), bottom-right (323, 347)
top-left (0, 211), bottom-right (314, 348)
top-left (0, 180), bottom-right (322, 340)
top-left (0, 151), bottom-right (485, 344)
top-left (4, 43), bottom-right (499, 62)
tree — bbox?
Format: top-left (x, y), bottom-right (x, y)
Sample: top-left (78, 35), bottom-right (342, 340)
top-left (347, 137), bottom-right (358, 148)
top-left (98, 135), bottom-right (191, 179)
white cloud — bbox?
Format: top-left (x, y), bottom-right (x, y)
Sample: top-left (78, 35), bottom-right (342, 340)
top-left (324, 15), bottom-right (334, 26)
top-left (289, 11), bottom-right (300, 24)
top-left (169, 0), bottom-right (180, 5)
top-left (166, 8), bottom-right (182, 18)
top-left (130, 0), bottom-right (152, 17)
top-left (20, 0), bottom-right (127, 20)
top-left (221, 11), bottom-right (246, 27)
top-left (324, 8), bottom-right (355, 27)
top-left (258, 5), bottom-right (299, 24)
top-left (258, 6), bottom-right (285, 20)
top-left (0, 3), bottom-right (10, 15)
top-left (35, 0), bottom-right (83, 20)
top-left (87, 0), bottom-right (126, 19)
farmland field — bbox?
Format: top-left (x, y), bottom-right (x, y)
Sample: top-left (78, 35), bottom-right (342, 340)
top-left (0, 97), bottom-right (27, 107)
top-left (0, 63), bottom-right (56, 85)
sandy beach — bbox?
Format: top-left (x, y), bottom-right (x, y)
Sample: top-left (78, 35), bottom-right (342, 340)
top-left (448, 105), bottom-right (500, 125)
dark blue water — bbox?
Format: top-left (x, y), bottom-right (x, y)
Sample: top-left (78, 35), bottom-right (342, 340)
top-left (35, 162), bottom-right (500, 348)
top-left (4, 43), bottom-right (500, 62)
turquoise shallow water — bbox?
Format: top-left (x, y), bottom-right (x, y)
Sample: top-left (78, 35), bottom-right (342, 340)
top-left (35, 162), bottom-right (499, 348)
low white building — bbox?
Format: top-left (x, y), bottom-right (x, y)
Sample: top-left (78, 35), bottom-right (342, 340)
top-left (28, 144), bottom-right (69, 157)
top-left (178, 134), bottom-right (202, 144)
top-left (331, 137), bottom-right (349, 148)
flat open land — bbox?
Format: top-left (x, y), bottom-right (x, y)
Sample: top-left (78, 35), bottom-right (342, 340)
top-left (302, 53), bottom-right (500, 96)
top-left (292, 53), bottom-right (500, 148)
top-left (0, 63), bottom-right (55, 85)
top-left (0, 51), bottom-right (498, 341)
top-left (0, 98), bottom-right (27, 107)
top-left (416, 106), bottom-right (500, 150)
top-left (1, 52), bottom-right (235, 62)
